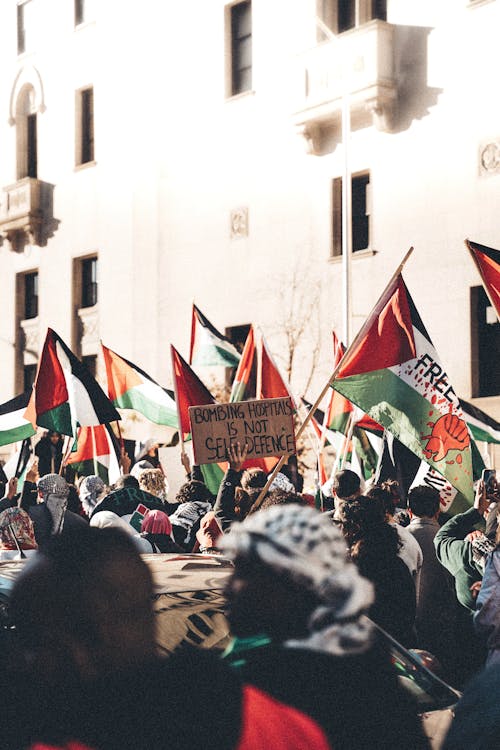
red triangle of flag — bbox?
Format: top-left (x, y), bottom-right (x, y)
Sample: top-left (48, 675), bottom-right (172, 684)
top-left (338, 275), bottom-right (416, 378)
top-left (171, 346), bottom-right (215, 438)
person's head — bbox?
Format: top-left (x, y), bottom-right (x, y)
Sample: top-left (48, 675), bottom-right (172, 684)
top-left (339, 496), bottom-right (400, 565)
top-left (408, 485), bottom-right (440, 519)
top-left (112, 473), bottom-right (140, 491)
top-left (175, 480), bottom-right (213, 505)
top-left (66, 484), bottom-right (82, 515)
top-left (366, 484), bottom-right (397, 519)
top-left (130, 459), bottom-right (154, 479)
top-left (138, 468), bottom-right (168, 501)
top-left (141, 509), bottom-right (172, 536)
top-left (48, 431), bottom-right (62, 445)
top-left (10, 526), bottom-right (155, 682)
top-left (79, 475), bottom-right (106, 517)
top-left (257, 489), bottom-right (304, 512)
top-left (332, 470), bottom-right (361, 500)
top-left (240, 467), bottom-right (267, 491)
top-left (268, 472), bottom-right (296, 494)
top-left (37, 473), bottom-right (69, 503)
top-left (0, 507), bottom-right (37, 550)
top-left (221, 505), bottom-right (374, 653)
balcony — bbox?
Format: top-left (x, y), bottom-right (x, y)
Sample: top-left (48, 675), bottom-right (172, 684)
top-left (292, 20), bottom-right (397, 153)
top-left (0, 178), bottom-right (57, 252)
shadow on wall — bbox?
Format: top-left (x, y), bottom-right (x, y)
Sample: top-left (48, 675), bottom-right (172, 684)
top-left (391, 25), bottom-right (442, 134)
top-left (314, 25), bottom-right (442, 155)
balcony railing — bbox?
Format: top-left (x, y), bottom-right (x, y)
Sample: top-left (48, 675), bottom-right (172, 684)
top-left (0, 177), bottom-right (57, 252)
top-left (292, 20), bottom-right (397, 150)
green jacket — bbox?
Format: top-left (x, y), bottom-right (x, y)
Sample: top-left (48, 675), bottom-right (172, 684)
top-left (434, 507), bottom-right (484, 612)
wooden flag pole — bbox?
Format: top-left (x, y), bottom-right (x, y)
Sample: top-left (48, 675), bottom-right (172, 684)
top-left (59, 435), bottom-right (73, 475)
top-left (340, 411), bottom-right (356, 470)
top-left (251, 248), bottom-right (415, 510)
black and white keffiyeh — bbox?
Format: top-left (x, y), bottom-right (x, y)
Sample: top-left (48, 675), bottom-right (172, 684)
top-left (221, 504), bottom-right (375, 657)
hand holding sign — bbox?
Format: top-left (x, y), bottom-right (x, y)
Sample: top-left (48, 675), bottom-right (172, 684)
top-left (228, 442), bottom-right (249, 472)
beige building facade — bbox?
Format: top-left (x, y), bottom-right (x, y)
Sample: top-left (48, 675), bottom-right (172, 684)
top-left (0, 0), bottom-right (499, 463)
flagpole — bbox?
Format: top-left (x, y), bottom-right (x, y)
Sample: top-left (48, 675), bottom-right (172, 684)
top-left (59, 435), bottom-right (73, 475)
top-left (256, 330), bottom-right (263, 399)
top-left (251, 248), bottom-right (415, 509)
top-left (90, 426), bottom-right (99, 476)
top-left (340, 411), bottom-right (356, 469)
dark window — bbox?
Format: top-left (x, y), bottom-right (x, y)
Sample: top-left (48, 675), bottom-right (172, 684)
top-left (79, 87), bottom-right (94, 165)
top-left (231, 2), bottom-right (252, 96)
top-left (27, 113), bottom-right (37, 178)
top-left (82, 355), bottom-right (97, 378)
top-left (338, 0), bottom-right (355, 32)
top-left (17, 3), bottom-right (26, 54)
top-left (372, 0), bottom-right (387, 21)
top-left (81, 257), bottom-right (98, 308)
top-left (23, 364), bottom-right (37, 391)
top-left (471, 286), bottom-right (500, 397)
top-left (75, 0), bottom-right (85, 25)
top-left (331, 172), bottom-right (370, 257)
top-left (24, 272), bottom-right (38, 319)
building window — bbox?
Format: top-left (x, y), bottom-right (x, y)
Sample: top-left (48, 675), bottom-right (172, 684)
top-left (81, 257), bottom-right (98, 308)
top-left (76, 87), bottom-right (95, 165)
top-left (229, 1), bottom-right (252, 96)
top-left (317, 0), bottom-right (386, 36)
top-left (23, 364), bottom-right (37, 391)
top-left (17, 2), bottom-right (28, 54)
top-left (15, 85), bottom-right (38, 180)
top-left (75, 0), bottom-right (85, 25)
top-left (471, 286), bottom-right (500, 397)
top-left (24, 272), bottom-right (38, 319)
top-left (331, 172), bottom-right (370, 257)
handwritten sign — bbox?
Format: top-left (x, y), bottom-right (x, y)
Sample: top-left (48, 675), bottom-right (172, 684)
top-left (189, 398), bottom-right (296, 465)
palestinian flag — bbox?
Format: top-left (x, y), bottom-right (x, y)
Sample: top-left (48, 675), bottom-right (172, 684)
top-left (0, 391), bottom-right (36, 447)
top-left (102, 343), bottom-right (178, 428)
top-left (467, 240), bottom-right (500, 320)
top-left (65, 424), bottom-right (121, 484)
top-left (333, 274), bottom-right (475, 504)
top-left (460, 397), bottom-right (500, 444)
top-left (170, 346), bottom-right (216, 439)
top-left (326, 333), bottom-right (382, 436)
top-left (171, 346), bottom-right (224, 494)
top-left (230, 325), bottom-right (256, 402)
top-left (27, 329), bottom-right (120, 437)
top-left (259, 335), bottom-right (296, 406)
top-left (189, 304), bottom-right (241, 367)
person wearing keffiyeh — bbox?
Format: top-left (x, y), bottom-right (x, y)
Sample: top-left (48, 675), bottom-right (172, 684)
top-left (0, 507), bottom-right (38, 559)
top-left (221, 504), bottom-right (430, 750)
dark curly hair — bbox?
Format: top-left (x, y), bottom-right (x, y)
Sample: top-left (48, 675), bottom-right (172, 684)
top-left (175, 480), bottom-right (213, 505)
top-left (240, 467), bottom-right (267, 490)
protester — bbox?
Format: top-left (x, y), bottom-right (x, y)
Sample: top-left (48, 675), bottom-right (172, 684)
top-left (407, 485), bottom-right (458, 675)
top-left (90, 510), bottom-right (153, 553)
top-left (7, 526), bottom-right (331, 750)
top-left (140, 509), bottom-right (182, 553)
top-left (138, 467), bottom-right (169, 503)
top-left (111, 473), bottom-right (139, 490)
top-left (340, 495), bottom-right (417, 646)
top-left (0, 507), bottom-right (38, 559)
top-left (25, 474), bottom-right (87, 549)
top-left (330, 468), bottom-right (361, 519)
top-left (0, 476), bottom-right (20, 513)
top-left (35, 432), bottom-right (64, 476)
top-left (170, 480), bottom-right (213, 550)
top-left (473, 523), bottom-right (500, 668)
top-left (443, 664), bottom-right (500, 749)
top-left (221, 504), bottom-right (428, 749)
top-left (78, 475), bottom-right (106, 518)
top-left (367, 483), bottom-right (423, 583)
top-left (434, 480), bottom-right (493, 612)
top-left (134, 439), bottom-right (162, 470)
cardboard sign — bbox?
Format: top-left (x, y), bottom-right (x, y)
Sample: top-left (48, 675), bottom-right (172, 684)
top-left (189, 398), bottom-right (296, 465)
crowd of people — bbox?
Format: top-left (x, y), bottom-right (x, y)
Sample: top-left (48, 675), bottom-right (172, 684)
top-left (0, 431), bottom-right (500, 749)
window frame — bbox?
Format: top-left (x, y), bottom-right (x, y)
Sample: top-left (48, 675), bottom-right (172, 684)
top-left (23, 271), bottom-right (39, 320)
top-left (331, 171), bottom-right (371, 258)
top-left (75, 85), bottom-right (95, 167)
top-left (225, 1), bottom-right (253, 98)
top-left (316, 0), bottom-right (386, 38)
top-left (81, 256), bottom-right (98, 309)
